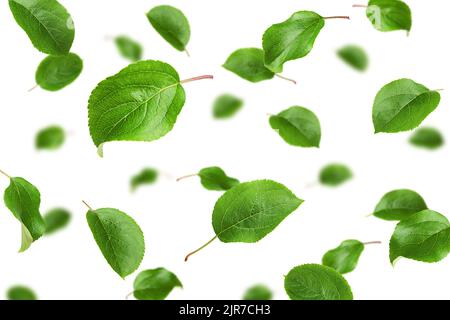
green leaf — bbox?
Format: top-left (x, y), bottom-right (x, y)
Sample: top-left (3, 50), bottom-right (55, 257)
top-left (269, 106), bottom-right (321, 148)
top-left (133, 268), bottom-right (182, 300)
top-left (284, 264), bottom-right (353, 300)
top-left (409, 127), bottom-right (444, 150)
top-left (7, 285), bottom-right (37, 300)
top-left (372, 79), bottom-right (441, 133)
top-left (44, 208), bottom-right (71, 235)
top-left (243, 284), bottom-right (273, 300)
top-left (223, 48), bottom-right (275, 83)
top-left (146, 5), bottom-right (190, 52)
top-left (322, 240), bottom-right (365, 274)
top-left (373, 189), bottom-right (427, 221)
top-left (86, 207), bottom-right (145, 278)
top-left (88, 60), bottom-right (212, 156)
top-left (366, 0), bottom-right (412, 33)
top-left (199, 167), bottom-right (240, 191)
top-left (337, 45), bottom-right (369, 71)
top-left (319, 164), bottom-right (352, 187)
top-left (3, 177), bottom-right (46, 252)
top-left (35, 125), bottom-right (65, 150)
top-left (390, 210), bottom-right (450, 264)
top-left (131, 168), bottom-right (158, 191)
top-left (213, 94), bottom-right (243, 119)
top-left (35, 53), bottom-right (83, 91)
top-left (115, 36), bottom-right (143, 62)
top-left (9, 0), bottom-right (75, 55)
top-left (262, 11), bottom-right (325, 73)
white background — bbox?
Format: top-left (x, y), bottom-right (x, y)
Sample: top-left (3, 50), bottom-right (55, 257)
top-left (0, 0), bottom-right (449, 300)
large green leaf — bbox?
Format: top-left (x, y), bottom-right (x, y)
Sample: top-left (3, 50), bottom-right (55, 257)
top-left (7, 286), bottom-right (37, 300)
top-left (213, 94), bottom-right (243, 119)
top-left (322, 240), bottom-right (365, 274)
top-left (373, 189), bottom-right (427, 221)
top-left (337, 45), bottom-right (369, 71)
top-left (35, 125), bottom-right (65, 150)
top-left (44, 208), bottom-right (71, 235)
top-left (86, 207), bottom-right (145, 278)
top-left (115, 36), bottom-right (143, 62)
top-left (269, 106), bottom-right (321, 148)
top-left (319, 164), bottom-right (352, 187)
top-left (390, 210), bottom-right (450, 264)
top-left (284, 264), bottom-right (353, 300)
top-left (35, 53), bottom-right (83, 91)
top-left (409, 127), bottom-right (444, 150)
top-left (9, 0), bottom-right (75, 55)
top-left (223, 48), bottom-right (274, 83)
top-left (366, 0), bottom-right (412, 33)
top-left (372, 79), bottom-right (441, 133)
top-left (133, 268), bottom-right (182, 300)
top-left (131, 168), bottom-right (158, 192)
top-left (243, 284), bottom-right (273, 300)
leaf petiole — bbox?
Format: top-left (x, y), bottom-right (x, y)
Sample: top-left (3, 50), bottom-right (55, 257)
top-left (352, 4), bottom-right (368, 8)
top-left (180, 75), bottom-right (214, 84)
top-left (0, 168), bottom-right (11, 179)
top-left (82, 200), bottom-right (93, 211)
top-left (275, 74), bottom-right (297, 85)
top-left (363, 241), bottom-right (382, 245)
top-left (28, 84), bottom-right (38, 92)
top-left (323, 16), bottom-right (351, 20)
top-left (184, 235), bottom-right (218, 262)
top-left (184, 48), bottom-right (191, 57)
top-left (176, 173), bottom-right (198, 182)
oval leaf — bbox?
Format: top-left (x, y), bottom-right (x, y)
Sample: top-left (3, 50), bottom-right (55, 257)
top-left (7, 285), bottom-right (37, 300)
top-left (36, 53), bottom-right (83, 91)
top-left (115, 36), bottom-right (143, 62)
top-left (269, 106), bottom-right (321, 148)
top-left (86, 208), bottom-right (145, 278)
top-left (223, 48), bottom-right (274, 83)
top-left (198, 167), bottom-right (240, 191)
top-left (284, 264), bottom-right (353, 300)
top-left (372, 79), bottom-right (441, 133)
top-left (319, 164), bottom-right (352, 187)
top-left (9, 0), bottom-right (75, 55)
top-left (409, 127), bottom-right (444, 150)
top-left (131, 168), bottom-right (158, 191)
top-left (337, 45), bottom-right (369, 71)
top-left (389, 210), bottom-right (450, 264)
top-left (373, 189), bottom-right (427, 221)
top-left (44, 208), bottom-right (71, 235)
top-left (262, 11), bottom-right (325, 73)
top-left (243, 284), bottom-right (273, 300)
top-left (146, 5), bottom-right (190, 52)
top-left (322, 240), bottom-right (364, 274)
top-left (133, 268), bottom-right (182, 300)
top-left (367, 0), bottom-right (412, 33)
top-left (35, 125), bottom-right (65, 150)
top-left (213, 94), bottom-right (243, 119)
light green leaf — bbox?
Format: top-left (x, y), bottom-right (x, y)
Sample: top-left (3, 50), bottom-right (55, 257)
top-left (223, 48), bottom-right (274, 83)
top-left (3, 177), bottom-right (46, 252)
top-left (337, 45), bottom-right (368, 71)
top-left (284, 264), bottom-right (353, 300)
top-left (177, 167), bottom-right (240, 191)
top-left (322, 240), bottom-right (365, 274)
top-left (372, 79), bottom-right (441, 133)
top-left (213, 94), bottom-right (243, 119)
top-left (146, 5), bottom-right (190, 53)
top-left (409, 127), bottom-right (444, 150)
top-left (131, 168), bottom-right (158, 191)
top-left (133, 268), bottom-right (182, 300)
top-left (7, 285), bottom-right (37, 300)
top-left (243, 284), bottom-right (273, 300)
top-left (269, 106), bottom-right (321, 148)
top-left (390, 210), bottom-right (450, 264)
top-left (319, 164), bottom-right (352, 187)
top-left (9, 0), bottom-right (75, 55)
top-left (86, 207), bottom-right (145, 278)
top-left (44, 208), bottom-right (71, 235)
top-left (115, 36), bottom-right (143, 62)
top-left (373, 189), bottom-right (427, 221)
top-left (366, 0), bottom-right (412, 33)
top-left (35, 125), bottom-right (65, 150)
top-left (35, 53), bottom-right (83, 91)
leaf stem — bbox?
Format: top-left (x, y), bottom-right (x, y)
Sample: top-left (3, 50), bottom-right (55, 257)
top-left (0, 168), bottom-right (11, 179)
top-left (125, 291), bottom-right (134, 300)
top-left (28, 84), bottom-right (38, 92)
top-left (363, 241), bottom-right (382, 245)
top-left (184, 235), bottom-right (218, 262)
top-left (82, 200), bottom-right (93, 211)
top-left (184, 48), bottom-right (191, 57)
top-left (176, 173), bottom-right (198, 182)
top-left (180, 75), bottom-right (214, 84)
top-left (352, 4), bottom-right (368, 8)
top-left (275, 74), bottom-right (297, 85)
top-left (323, 16), bottom-right (351, 20)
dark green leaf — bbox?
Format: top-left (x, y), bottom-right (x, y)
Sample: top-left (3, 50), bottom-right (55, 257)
top-left (198, 167), bottom-right (240, 191)
top-left (373, 189), bottom-right (427, 221)
top-left (213, 94), bottom-right (243, 119)
top-left (9, 0), bottom-right (75, 55)
top-left (131, 168), bottom-right (158, 191)
top-left (243, 284), bottom-right (272, 300)
top-left (44, 208), bottom-right (71, 234)
top-left (115, 36), bottom-right (143, 62)
top-left (284, 264), bottom-right (353, 300)
top-left (366, 0), bottom-right (412, 33)
top-left (223, 48), bottom-right (274, 83)
top-left (7, 286), bottom-right (37, 300)
top-left (133, 268), bottom-right (182, 300)
top-left (35, 53), bottom-right (83, 91)
top-left (35, 125), bottom-right (65, 150)
top-left (372, 79), bottom-right (441, 133)
top-left (337, 45), bottom-right (368, 71)
top-left (269, 106), bottom-right (321, 148)
top-left (409, 127), bottom-right (444, 150)
top-left (322, 240), bottom-right (364, 274)
top-left (319, 164), bottom-right (352, 187)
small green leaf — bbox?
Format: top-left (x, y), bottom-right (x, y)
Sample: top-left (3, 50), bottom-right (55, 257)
top-left (373, 189), bottom-right (427, 221)
top-left (322, 240), bottom-right (365, 274)
top-left (409, 127), bottom-right (444, 150)
top-left (35, 125), bottom-right (65, 150)
top-left (3, 177), bottom-right (46, 252)
top-left (243, 284), bottom-right (273, 300)
top-left (284, 264), bottom-right (353, 300)
top-left (9, 0), bottom-right (75, 55)
top-left (35, 53), bottom-right (83, 91)
top-left (213, 94), bottom-right (243, 119)
top-left (372, 79), bottom-right (441, 133)
top-left (146, 5), bottom-right (190, 53)
top-left (86, 207), bottom-right (145, 278)
top-left (131, 168), bottom-right (158, 191)
top-left (115, 36), bottom-right (143, 62)
top-left (269, 106), bottom-right (321, 148)
top-left (337, 45), bottom-right (369, 71)
top-left (44, 208), bottom-right (71, 235)
top-left (133, 268), bottom-right (182, 300)
top-left (366, 0), bottom-right (412, 33)
top-left (198, 167), bottom-right (240, 191)
top-left (319, 164), bottom-right (352, 187)
top-left (223, 48), bottom-right (275, 83)
top-left (390, 210), bottom-right (450, 264)
top-left (7, 286), bottom-right (37, 300)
